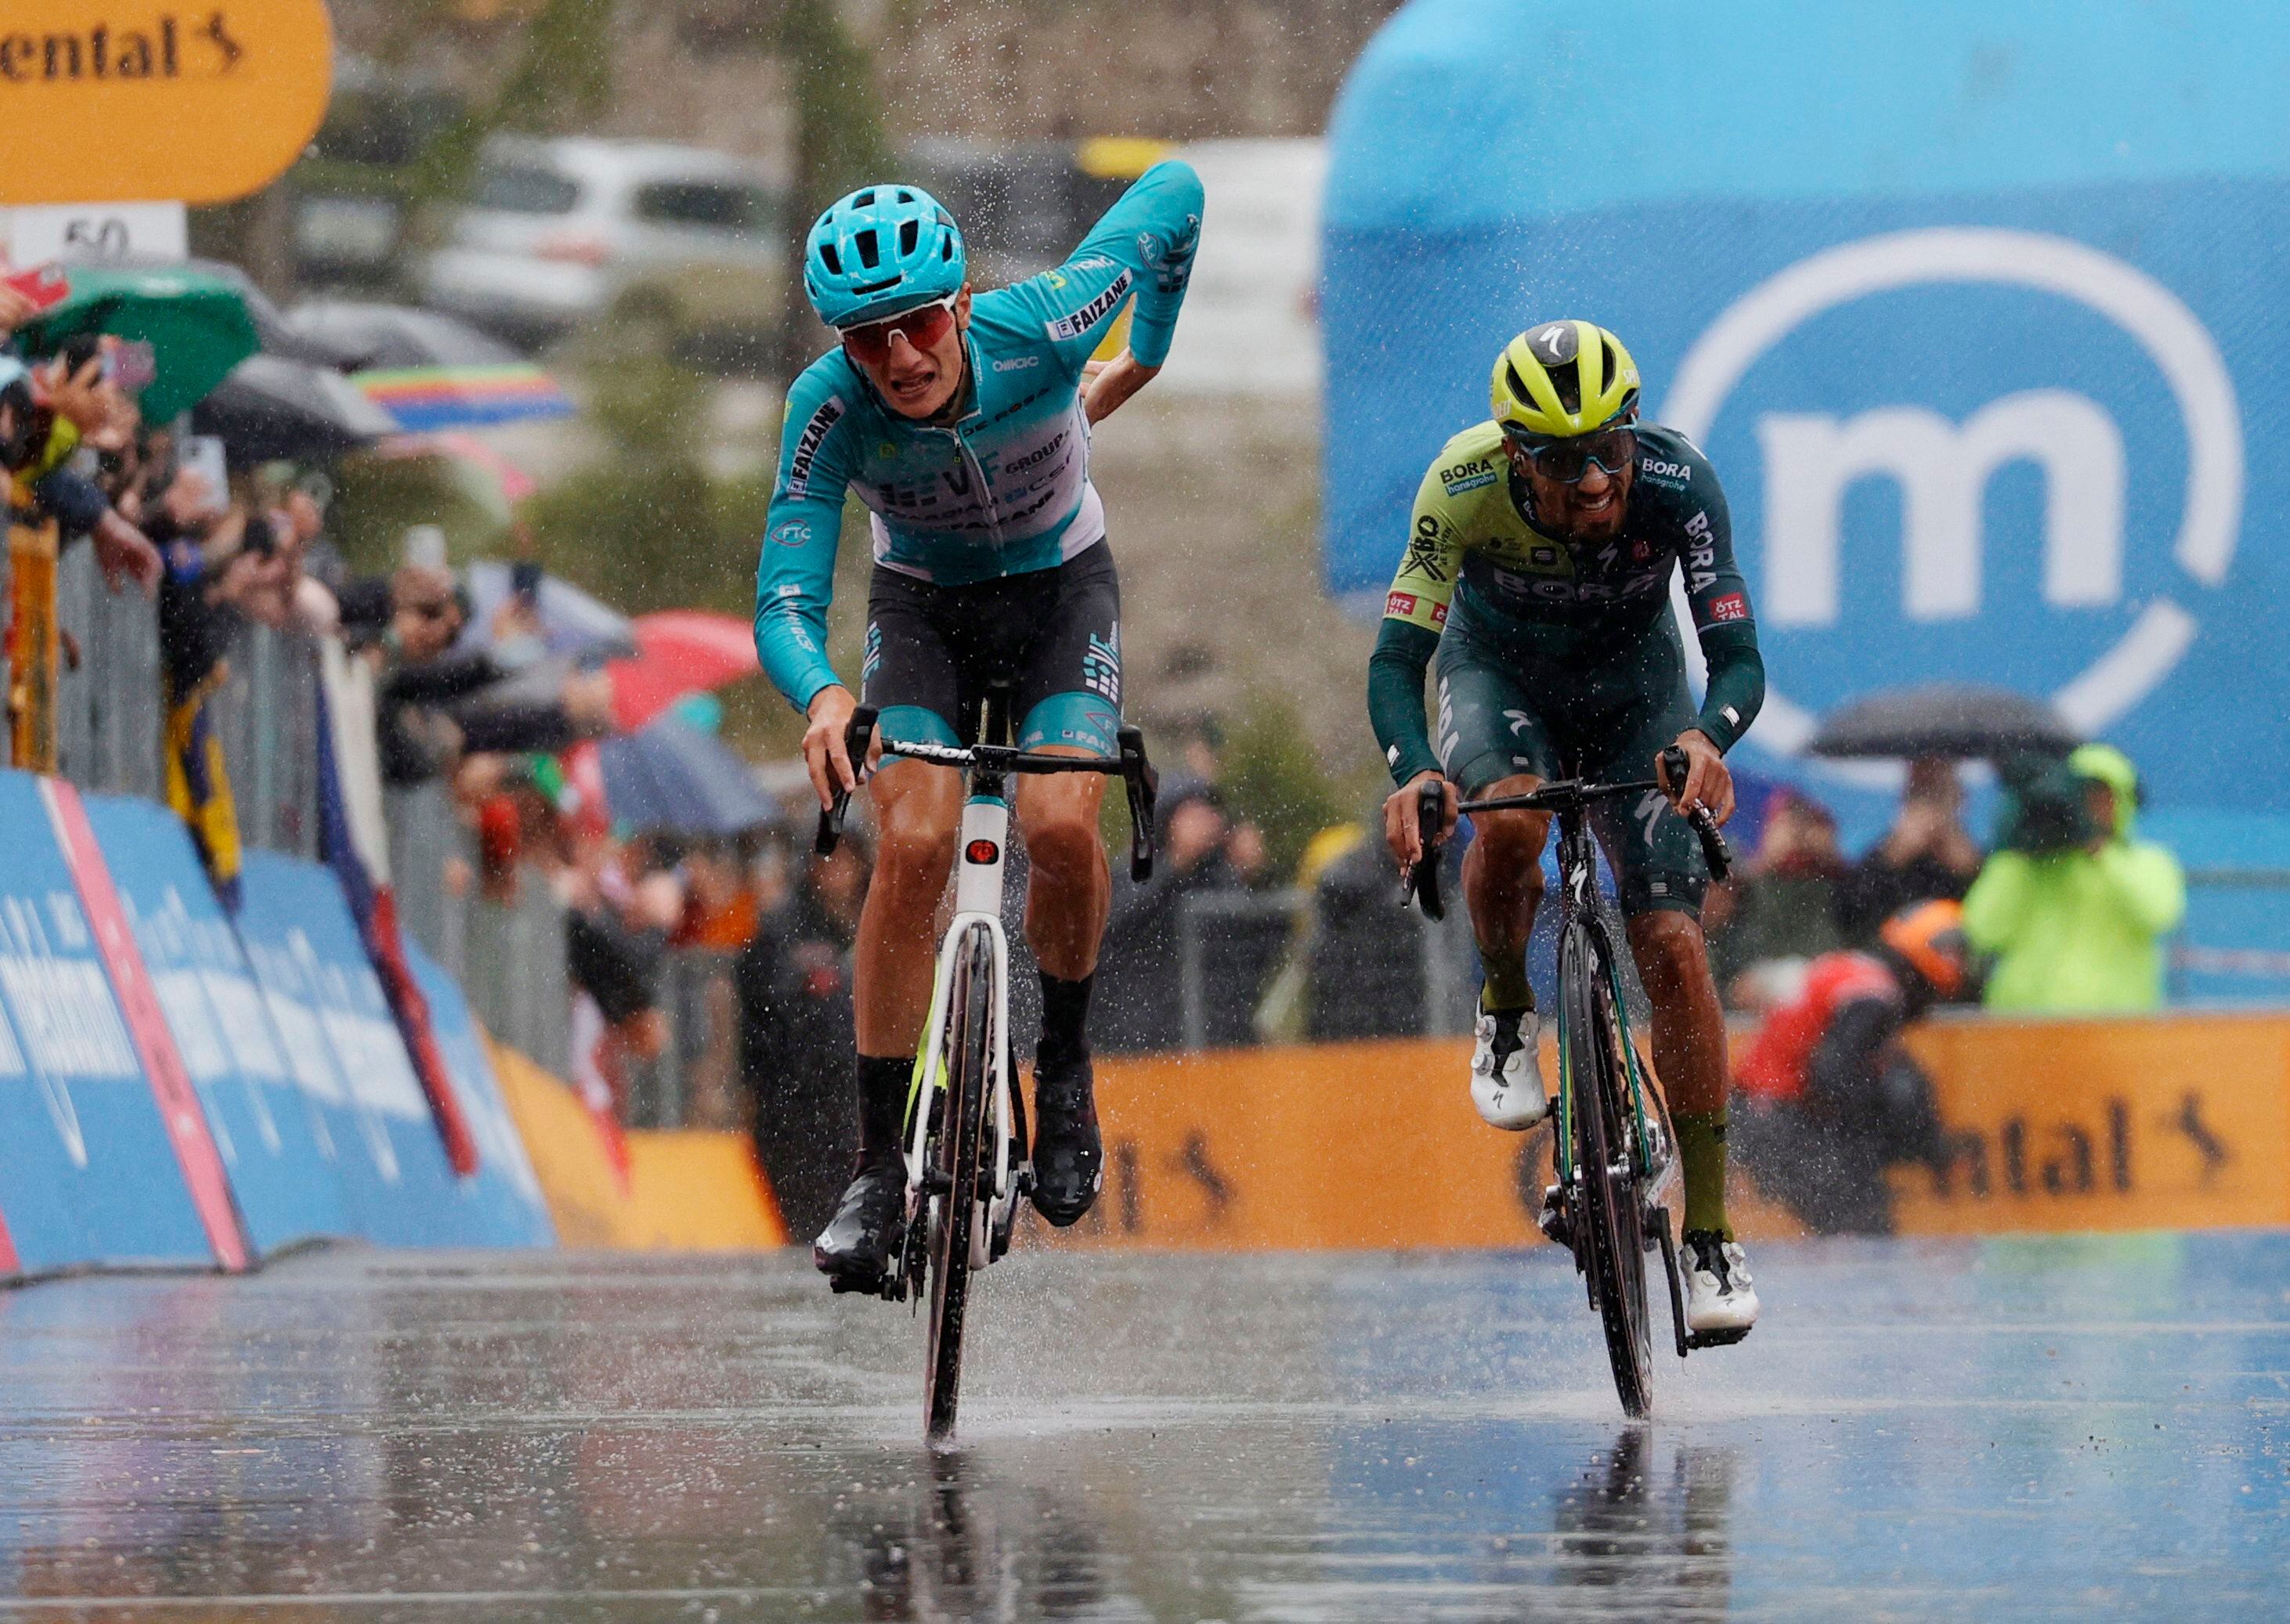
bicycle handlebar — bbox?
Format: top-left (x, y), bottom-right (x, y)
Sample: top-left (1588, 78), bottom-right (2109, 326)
top-left (1401, 745), bottom-right (1732, 916)
top-left (815, 708), bottom-right (1162, 882)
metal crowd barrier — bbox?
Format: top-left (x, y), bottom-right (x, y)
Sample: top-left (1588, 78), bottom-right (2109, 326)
top-left (45, 570), bottom-right (580, 1076)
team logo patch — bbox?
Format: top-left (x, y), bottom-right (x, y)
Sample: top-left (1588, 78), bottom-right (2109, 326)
top-left (1386, 590), bottom-right (1418, 617)
top-left (770, 519), bottom-right (811, 548)
top-left (1709, 591), bottom-right (1750, 623)
top-left (780, 395), bottom-right (845, 500)
top-left (1044, 270), bottom-right (1134, 341)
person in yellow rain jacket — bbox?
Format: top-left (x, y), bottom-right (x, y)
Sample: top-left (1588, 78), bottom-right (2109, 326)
top-left (1963, 744), bottom-right (2184, 1012)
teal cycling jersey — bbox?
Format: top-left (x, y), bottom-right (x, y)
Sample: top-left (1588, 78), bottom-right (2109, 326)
top-left (753, 159), bottom-right (1204, 711)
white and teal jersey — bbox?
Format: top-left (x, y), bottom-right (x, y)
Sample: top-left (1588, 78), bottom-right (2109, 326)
top-left (754, 160), bottom-right (1204, 710)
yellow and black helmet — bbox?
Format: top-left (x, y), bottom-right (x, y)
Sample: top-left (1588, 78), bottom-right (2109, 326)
top-left (1491, 319), bottom-right (1642, 438)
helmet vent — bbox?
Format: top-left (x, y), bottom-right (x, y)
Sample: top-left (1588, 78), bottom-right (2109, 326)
top-left (852, 275), bottom-right (901, 294)
top-left (1504, 363), bottom-right (1533, 407)
top-left (818, 242), bottom-right (842, 276)
top-left (1549, 359), bottom-right (1582, 413)
top-left (854, 228), bottom-right (880, 269)
top-left (898, 218), bottom-right (919, 257)
top-left (854, 189), bottom-right (875, 208)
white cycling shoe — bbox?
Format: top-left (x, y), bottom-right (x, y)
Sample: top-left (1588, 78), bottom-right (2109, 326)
top-left (1682, 1231), bottom-right (1759, 1337)
top-left (1470, 1005), bottom-right (1548, 1129)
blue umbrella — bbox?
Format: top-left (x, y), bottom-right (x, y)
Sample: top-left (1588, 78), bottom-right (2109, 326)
top-left (460, 561), bottom-right (638, 661)
top-left (597, 714), bottom-right (780, 836)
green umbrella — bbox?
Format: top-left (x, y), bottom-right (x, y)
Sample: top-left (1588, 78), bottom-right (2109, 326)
top-left (16, 263), bottom-right (261, 421)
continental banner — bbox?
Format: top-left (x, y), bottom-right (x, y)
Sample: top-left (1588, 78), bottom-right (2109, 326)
top-left (1895, 1012), bottom-right (2290, 1233)
top-left (1039, 1016), bottom-right (2290, 1252)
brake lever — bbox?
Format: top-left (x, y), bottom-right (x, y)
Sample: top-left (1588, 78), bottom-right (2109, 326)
top-left (1118, 724), bottom-right (1158, 882)
top-left (1403, 776), bottom-right (1448, 920)
top-left (814, 704), bottom-right (880, 855)
top-left (1656, 745), bottom-right (1733, 882)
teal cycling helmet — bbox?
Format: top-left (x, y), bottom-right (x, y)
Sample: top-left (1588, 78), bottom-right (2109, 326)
top-left (804, 184), bottom-right (966, 329)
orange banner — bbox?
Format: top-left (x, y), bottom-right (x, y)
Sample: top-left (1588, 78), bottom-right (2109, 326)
top-left (0, 0), bottom-right (333, 204)
top-left (489, 1037), bottom-right (787, 1250)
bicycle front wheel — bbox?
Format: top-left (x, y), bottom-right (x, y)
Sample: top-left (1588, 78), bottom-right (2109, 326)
top-left (1562, 920), bottom-right (1654, 1419)
top-left (923, 922), bottom-right (995, 1443)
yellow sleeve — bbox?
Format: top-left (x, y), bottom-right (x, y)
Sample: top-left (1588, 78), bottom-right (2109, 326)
top-left (1382, 462), bottom-right (1467, 633)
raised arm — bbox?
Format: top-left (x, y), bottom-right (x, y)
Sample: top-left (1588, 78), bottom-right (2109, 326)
top-left (1013, 159), bottom-right (1205, 389)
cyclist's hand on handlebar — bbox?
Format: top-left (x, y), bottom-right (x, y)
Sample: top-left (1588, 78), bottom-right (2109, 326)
top-left (1658, 730), bottom-right (1735, 825)
top-left (802, 684), bottom-right (862, 810)
top-left (1384, 770), bottom-right (1457, 872)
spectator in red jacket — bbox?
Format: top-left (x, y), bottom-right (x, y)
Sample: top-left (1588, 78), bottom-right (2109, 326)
top-left (1732, 900), bottom-right (1973, 1234)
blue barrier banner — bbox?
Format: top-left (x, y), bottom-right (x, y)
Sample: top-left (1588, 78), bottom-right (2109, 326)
top-left (1324, 0), bottom-right (2290, 840)
top-left (404, 944), bottom-right (555, 1248)
top-left (234, 851), bottom-right (548, 1250)
top-left (234, 851), bottom-right (469, 1248)
top-left (82, 795), bottom-right (354, 1258)
top-left (0, 773), bottom-right (216, 1277)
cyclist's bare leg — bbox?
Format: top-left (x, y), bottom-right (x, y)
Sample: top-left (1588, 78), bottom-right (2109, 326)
top-left (1014, 755), bottom-right (1110, 980)
top-left (1461, 774), bottom-right (1551, 995)
top-left (1624, 911), bottom-right (1727, 1118)
top-left (1625, 909), bottom-right (1742, 1263)
top-left (853, 759), bottom-right (963, 1057)
top-left (1013, 750), bottom-right (1111, 1225)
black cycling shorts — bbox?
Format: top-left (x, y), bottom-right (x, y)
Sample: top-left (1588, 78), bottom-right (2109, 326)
top-left (861, 540), bottom-right (1122, 755)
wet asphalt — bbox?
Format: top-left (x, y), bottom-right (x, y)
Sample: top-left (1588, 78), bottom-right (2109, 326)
top-left (0, 1232), bottom-right (2284, 1620)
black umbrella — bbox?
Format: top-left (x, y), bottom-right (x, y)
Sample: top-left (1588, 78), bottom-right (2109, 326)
top-left (189, 355), bottom-right (401, 463)
top-left (287, 300), bottom-right (523, 371)
top-left (1807, 684), bottom-right (2080, 760)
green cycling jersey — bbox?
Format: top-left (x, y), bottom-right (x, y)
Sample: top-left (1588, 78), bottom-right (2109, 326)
top-left (1366, 419), bottom-right (1765, 785)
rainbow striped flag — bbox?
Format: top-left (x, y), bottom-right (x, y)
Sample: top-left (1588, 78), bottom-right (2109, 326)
top-left (351, 363), bottom-right (574, 431)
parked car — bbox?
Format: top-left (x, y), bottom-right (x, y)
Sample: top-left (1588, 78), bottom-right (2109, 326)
top-left (420, 136), bottom-right (786, 361)
top-left (287, 55), bottom-right (464, 292)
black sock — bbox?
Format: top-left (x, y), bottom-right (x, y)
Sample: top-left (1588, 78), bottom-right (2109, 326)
top-left (853, 1054), bottom-right (909, 1168)
top-left (1037, 972), bottom-right (1094, 1074)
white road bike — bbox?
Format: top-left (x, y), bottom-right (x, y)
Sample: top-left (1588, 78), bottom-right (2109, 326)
top-left (817, 691), bottom-right (1158, 1442)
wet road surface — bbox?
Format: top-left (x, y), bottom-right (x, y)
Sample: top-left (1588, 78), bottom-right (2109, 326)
top-left (0, 1233), bottom-right (2285, 1619)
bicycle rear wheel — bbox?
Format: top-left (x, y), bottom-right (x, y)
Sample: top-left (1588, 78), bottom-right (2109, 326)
top-left (1562, 921), bottom-right (1654, 1418)
top-left (923, 922), bottom-right (994, 1442)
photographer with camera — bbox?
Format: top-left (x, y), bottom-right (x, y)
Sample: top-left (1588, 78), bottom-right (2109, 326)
top-left (1963, 744), bottom-right (2184, 1012)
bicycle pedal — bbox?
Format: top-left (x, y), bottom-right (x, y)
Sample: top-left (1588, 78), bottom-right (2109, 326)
top-left (1685, 1326), bottom-right (1751, 1352)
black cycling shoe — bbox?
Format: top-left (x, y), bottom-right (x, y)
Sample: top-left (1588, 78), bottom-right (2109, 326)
top-left (1029, 1056), bottom-right (1103, 1228)
top-left (813, 1161), bottom-right (906, 1293)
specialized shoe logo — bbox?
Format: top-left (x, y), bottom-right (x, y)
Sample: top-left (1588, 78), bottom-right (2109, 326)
top-left (1664, 227), bottom-right (2241, 752)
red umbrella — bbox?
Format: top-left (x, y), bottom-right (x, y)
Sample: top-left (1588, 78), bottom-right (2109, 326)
top-left (606, 611), bottom-right (760, 732)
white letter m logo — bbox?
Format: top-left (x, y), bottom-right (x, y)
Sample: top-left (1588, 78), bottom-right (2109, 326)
top-left (1756, 388), bottom-right (2125, 626)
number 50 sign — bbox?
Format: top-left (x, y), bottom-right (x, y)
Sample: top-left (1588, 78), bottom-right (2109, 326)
top-left (0, 0), bottom-right (333, 205)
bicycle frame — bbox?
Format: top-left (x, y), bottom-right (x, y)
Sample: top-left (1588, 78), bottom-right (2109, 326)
top-left (1544, 806), bottom-right (1665, 1193)
top-left (904, 774), bottom-right (1021, 1266)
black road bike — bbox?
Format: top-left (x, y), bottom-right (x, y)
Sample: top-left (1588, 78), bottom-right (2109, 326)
top-left (1406, 746), bottom-right (1739, 1417)
top-left (818, 691), bottom-right (1158, 1442)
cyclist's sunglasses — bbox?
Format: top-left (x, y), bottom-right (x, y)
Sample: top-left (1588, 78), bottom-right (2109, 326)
top-left (838, 295), bottom-right (959, 366)
top-left (1503, 423), bottom-right (1638, 484)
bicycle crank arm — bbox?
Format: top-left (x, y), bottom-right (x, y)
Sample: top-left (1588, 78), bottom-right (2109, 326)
top-left (1652, 1206), bottom-right (1691, 1360)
